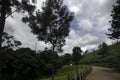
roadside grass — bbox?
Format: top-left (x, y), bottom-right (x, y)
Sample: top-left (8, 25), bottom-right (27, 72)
top-left (41, 65), bottom-right (86, 80)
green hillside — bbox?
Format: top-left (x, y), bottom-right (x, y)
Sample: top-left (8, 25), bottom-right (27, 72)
top-left (80, 42), bottom-right (120, 71)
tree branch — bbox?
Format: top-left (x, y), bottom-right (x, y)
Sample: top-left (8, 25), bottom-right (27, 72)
top-left (5, 9), bottom-right (18, 19)
top-left (5, 7), bottom-right (22, 19)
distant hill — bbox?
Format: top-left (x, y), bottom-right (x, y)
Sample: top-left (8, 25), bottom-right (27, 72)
top-left (80, 42), bottom-right (120, 71)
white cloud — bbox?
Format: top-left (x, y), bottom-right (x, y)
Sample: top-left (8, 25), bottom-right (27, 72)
top-left (79, 19), bottom-right (93, 31)
top-left (69, 6), bottom-right (80, 14)
top-left (81, 34), bottom-right (98, 45)
top-left (98, 0), bottom-right (106, 5)
top-left (36, 0), bottom-right (45, 11)
top-left (82, 44), bottom-right (98, 52)
top-left (64, 0), bottom-right (83, 14)
top-left (63, 29), bottom-right (98, 53)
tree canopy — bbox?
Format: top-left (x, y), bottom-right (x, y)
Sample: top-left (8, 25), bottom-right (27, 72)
top-left (63, 53), bottom-right (72, 65)
top-left (22, 0), bottom-right (74, 52)
top-left (98, 42), bottom-right (108, 57)
top-left (72, 47), bottom-right (82, 65)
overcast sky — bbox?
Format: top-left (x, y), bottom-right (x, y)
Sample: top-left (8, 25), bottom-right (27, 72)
top-left (4, 0), bottom-right (116, 54)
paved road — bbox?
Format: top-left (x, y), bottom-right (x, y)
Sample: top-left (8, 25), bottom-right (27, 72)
top-left (86, 66), bottom-right (120, 80)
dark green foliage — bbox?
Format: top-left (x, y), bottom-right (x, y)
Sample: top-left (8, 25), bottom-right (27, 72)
top-left (22, 0), bottom-right (74, 52)
top-left (107, 0), bottom-right (120, 40)
top-left (0, 47), bottom-right (67, 80)
top-left (39, 50), bottom-right (58, 64)
top-left (63, 53), bottom-right (72, 65)
top-left (1, 48), bottom-right (45, 80)
top-left (37, 50), bottom-right (62, 76)
top-left (72, 47), bottom-right (82, 65)
top-left (2, 32), bottom-right (22, 50)
top-left (98, 42), bottom-right (108, 57)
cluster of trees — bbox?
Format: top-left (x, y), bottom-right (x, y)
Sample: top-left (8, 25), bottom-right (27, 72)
top-left (61, 47), bottom-right (82, 66)
top-left (1, 48), bottom-right (61, 80)
top-left (1, 45), bottom-right (83, 80)
top-left (1, 48), bottom-right (45, 80)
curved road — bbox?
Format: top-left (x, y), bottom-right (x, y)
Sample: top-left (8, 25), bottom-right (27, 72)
top-left (86, 66), bottom-right (120, 80)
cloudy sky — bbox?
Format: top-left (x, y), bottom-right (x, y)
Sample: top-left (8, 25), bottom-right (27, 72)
top-left (4, 0), bottom-right (116, 54)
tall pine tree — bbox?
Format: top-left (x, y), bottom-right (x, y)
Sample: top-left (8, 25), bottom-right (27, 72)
top-left (107, 0), bottom-right (120, 40)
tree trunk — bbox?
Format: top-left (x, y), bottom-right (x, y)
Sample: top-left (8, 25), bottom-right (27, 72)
top-left (0, 2), bottom-right (6, 78)
top-left (51, 43), bottom-right (55, 80)
top-left (52, 44), bottom-right (55, 53)
top-left (0, 1), bottom-right (6, 48)
top-left (51, 65), bottom-right (54, 80)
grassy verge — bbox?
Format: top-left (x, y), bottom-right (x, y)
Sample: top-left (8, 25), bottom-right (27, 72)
top-left (40, 65), bottom-right (91, 80)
